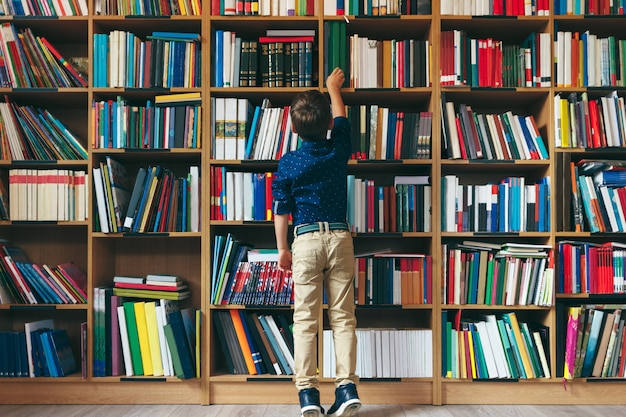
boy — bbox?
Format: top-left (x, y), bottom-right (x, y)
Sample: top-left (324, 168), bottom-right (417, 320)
top-left (272, 67), bottom-right (361, 417)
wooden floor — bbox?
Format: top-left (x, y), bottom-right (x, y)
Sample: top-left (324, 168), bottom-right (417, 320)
top-left (0, 404), bottom-right (622, 416)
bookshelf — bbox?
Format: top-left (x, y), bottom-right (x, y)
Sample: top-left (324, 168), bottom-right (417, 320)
top-left (1, 0), bottom-right (626, 408)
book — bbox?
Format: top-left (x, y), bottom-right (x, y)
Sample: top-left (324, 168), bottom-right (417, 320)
top-left (24, 318), bottom-right (54, 377)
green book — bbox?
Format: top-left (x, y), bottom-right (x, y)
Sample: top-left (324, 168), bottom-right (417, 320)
top-left (496, 318), bottom-right (519, 379)
top-left (123, 301), bottom-right (144, 376)
top-left (163, 324), bottom-right (184, 379)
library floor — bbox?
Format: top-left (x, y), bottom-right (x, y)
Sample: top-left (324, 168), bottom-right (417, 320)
top-left (0, 404), bottom-right (621, 416)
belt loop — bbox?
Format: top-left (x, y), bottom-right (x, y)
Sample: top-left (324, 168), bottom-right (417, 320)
top-left (323, 221), bottom-right (329, 233)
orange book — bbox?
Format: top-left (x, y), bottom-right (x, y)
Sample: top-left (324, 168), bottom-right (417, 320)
top-left (229, 309), bottom-right (257, 375)
top-left (382, 40), bottom-right (392, 88)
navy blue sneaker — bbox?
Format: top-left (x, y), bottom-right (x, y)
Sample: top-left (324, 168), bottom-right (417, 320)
top-left (299, 388), bottom-right (325, 417)
top-left (327, 383), bottom-right (361, 417)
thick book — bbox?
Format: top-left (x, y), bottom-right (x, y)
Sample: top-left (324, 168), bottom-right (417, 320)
top-left (166, 310), bottom-right (195, 379)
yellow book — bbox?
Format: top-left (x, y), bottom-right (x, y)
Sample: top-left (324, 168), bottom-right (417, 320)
top-left (138, 175), bottom-right (159, 232)
top-left (466, 326), bottom-right (477, 379)
top-left (458, 330), bottom-right (466, 379)
top-left (560, 97), bottom-right (570, 148)
top-left (133, 301), bottom-right (154, 376)
top-left (144, 301), bottom-right (164, 377)
top-left (503, 312), bottom-right (535, 378)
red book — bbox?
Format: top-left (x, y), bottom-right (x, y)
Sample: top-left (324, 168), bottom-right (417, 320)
top-left (447, 249), bottom-right (455, 304)
top-left (426, 256), bottom-right (432, 304)
top-left (264, 172), bottom-right (273, 221)
top-left (258, 36), bottom-right (314, 44)
top-left (454, 116), bottom-right (468, 159)
top-left (394, 111), bottom-right (404, 159)
top-left (40, 37), bottom-right (88, 87)
top-left (589, 246), bottom-right (599, 293)
top-left (306, 0), bottom-right (314, 15)
top-left (114, 282), bottom-right (185, 292)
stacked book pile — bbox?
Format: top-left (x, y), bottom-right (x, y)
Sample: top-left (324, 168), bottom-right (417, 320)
top-left (112, 274), bottom-right (190, 301)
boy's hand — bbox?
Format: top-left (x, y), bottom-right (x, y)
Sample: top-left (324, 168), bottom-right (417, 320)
top-left (326, 67), bottom-right (345, 92)
top-left (277, 248), bottom-right (292, 272)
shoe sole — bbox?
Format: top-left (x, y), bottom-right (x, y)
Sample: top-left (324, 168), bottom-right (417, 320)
top-left (331, 400), bottom-right (362, 417)
top-left (301, 408), bottom-right (321, 417)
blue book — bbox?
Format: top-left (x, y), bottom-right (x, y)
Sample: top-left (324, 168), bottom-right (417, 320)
top-left (132, 165), bottom-right (162, 233)
top-left (48, 329), bottom-right (77, 377)
top-left (214, 30), bottom-right (224, 87)
top-left (211, 234), bottom-right (227, 302)
top-left (253, 173), bottom-right (266, 221)
top-left (258, 315), bottom-right (291, 374)
top-left (245, 106), bottom-right (261, 159)
top-left (167, 310), bottom-right (195, 379)
top-left (39, 330), bottom-right (59, 377)
top-left (149, 32), bottom-right (201, 41)
top-left (581, 309), bottom-right (605, 377)
top-left (501, 319), bottom-right (527, 379)
top-left (238, 310), bottom-right (264, 374)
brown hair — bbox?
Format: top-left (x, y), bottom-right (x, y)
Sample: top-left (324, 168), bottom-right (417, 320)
top-left (290, 90), bottom-right (331, 141)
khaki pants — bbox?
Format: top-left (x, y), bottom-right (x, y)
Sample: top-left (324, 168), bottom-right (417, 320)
top-left (291, 227), bottom-right (359, 390)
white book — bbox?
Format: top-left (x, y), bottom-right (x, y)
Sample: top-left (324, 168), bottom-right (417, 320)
top-left (599, 186), bottom-right (619, 232)
top-left (189, 166), bottom-right (200, 232)
top-left (24, 318), bottom-right (55, 377)
top-left (224, 97), bottom-right (238, 160)
top-left (92, 167), bottom-right (110, 233)
top-left (225, 171), bottom-right (235, 221)
top-left (236, 98), bottom-right (250, 160)
top-left (265, 315), bottom-right (295, 373)
top-left (116, 306), bottom-right (134, 377)
top-left (214, 97), bottom-right (226, 159)
top-left (234, 171), bottom-right (244, 221)
top-left (484, 315), bottom-right (511, 378)
top-left (222, 30), bottom-right (234, 87)
top-left (155, 303), bottom-right (173, 377)
top-left (474, 321), bottom-right (499, 379)
top-left (242, 172), bottom-right (254, 221)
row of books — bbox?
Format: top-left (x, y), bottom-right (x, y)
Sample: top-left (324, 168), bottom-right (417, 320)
top-left (209, 169), bottom-right (272, 222)
top-left (92, 290), bottom-right (199, 379)
top-left (92, 31), bottom-right (201, 89)
top-left (570, 159), bottom-right (626, 233)
top-left (572, 170), bottom-right (626, 234)
top-left (442, 241), bottom-right (554, 307)
top-left (92, 93), bottom-right (202, 150)
top-left (555, 32), bottom-right (626, 89)
top-left (441, 0), bottom-right (549, 15)
top-left (112, 273), bottom-right (191, 301)
top-left (442, 95), bottom-right (548, 161)
top-left (347, 175), bottom-right (432, 233)
top-left (93, 160), bottom-right (200, 233)
top-left (440, 31), bottom-right (551, 88)
top-left (442, 311), bottom-right (551, 379)
top-left (221, 261), bottom-right (293, 306)
top-left (0, 242), bottom-right (87, 305)
top-left (8, 169), bottom-right (87, 221)
top-left (211, 234), bottom-right (292, 305)
top-left (0, 98), bottom-right (87, 161)
top-left (347, 105), bottom-right (433, 160)
top-left (555, 0), bottom-right (626, 15)
top-left (213, 0), bottom-right (314, 15)
top-left (558, 241), bottom-right (626, 295)
top-left (0, 0), bottom-right (87, 15)
top-left (1, 319), bottom-right (79, 378)
top-left (0, 23), bottom-right (87, 88)
top-left (556, 91), bottom-right (626, 149)
top-left (326, 21), bottom-right (431, 89)
top-left (213, 98), bottom-right (310, 161)
top-left (323, 328), bottom-right (433, 378)
top-left (213, 309), bottom-right (295, 375)
top-left (564, 305), bottom-right (626, 380)
top-left (94, 0), bottom-right (201, 15)
top-left (214, 31), bottom-right (314, 88)
top-left (355, 253), bottom-right (432, 305)
top-left (441, 176), bottom-right (551, 233)
top-left (324, 0), bottom-right (431, 15)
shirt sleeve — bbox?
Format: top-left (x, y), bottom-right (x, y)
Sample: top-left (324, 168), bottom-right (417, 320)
top-left (331, 116), bottom-right (352, 159)
top-left (271, 164), bottom-right (294, 215)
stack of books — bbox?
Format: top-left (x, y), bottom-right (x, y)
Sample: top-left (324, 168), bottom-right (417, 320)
top-left (112, 274), bottom-right (191, 301)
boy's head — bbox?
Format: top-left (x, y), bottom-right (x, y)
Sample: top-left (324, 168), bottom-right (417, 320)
top-left (290, 90), bottom-right (332, 141)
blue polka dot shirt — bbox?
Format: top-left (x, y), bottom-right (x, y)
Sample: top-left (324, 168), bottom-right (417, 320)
top-left (272, 117), bottom-right (351, 226)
